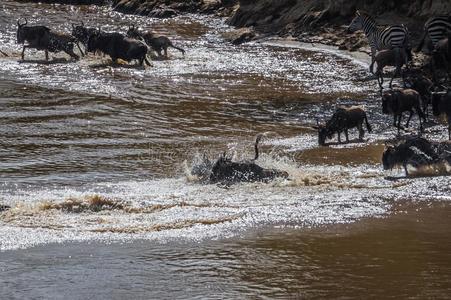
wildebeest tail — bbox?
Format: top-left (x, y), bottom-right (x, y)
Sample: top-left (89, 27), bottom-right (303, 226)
top-left (170, 42), bottom-right (185, 55)
top-left (364, 113), bottom-right (372, 133)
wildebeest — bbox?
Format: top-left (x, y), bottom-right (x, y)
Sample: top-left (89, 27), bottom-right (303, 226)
top-left (431, 30), bottom-right (451, 76)
top-left (193, 135), bottom-right (289, 185)
top-left (71, 22), bottom-right (99, 56)
top-left (17, 19), bottom-right (79, 61)
top-left (316, 106), bottom-right (372, 146)
top-left (126, 25), bottom-right (185, 58)
top-left (86, 30), bottom-right (151, 66)
top-left (382, 136), bottom-right (451, 176)
top-left (374, 48), bottom-right (409, 89)
top-left (382, 89), bottom-right (425, 134)
top-left (404, 73), bottom-right (434, 119)
top-left (431, 89), bottom-right (451, 139)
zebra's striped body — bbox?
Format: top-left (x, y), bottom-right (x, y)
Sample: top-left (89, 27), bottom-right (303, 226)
top-left (348, 11), bottom-right (410, 73)
top-left (416, 15), bottom-right (451, 52)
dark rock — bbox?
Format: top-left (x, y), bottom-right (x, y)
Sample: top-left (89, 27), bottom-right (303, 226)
top-left (222, 27), bottom-right (256, 45)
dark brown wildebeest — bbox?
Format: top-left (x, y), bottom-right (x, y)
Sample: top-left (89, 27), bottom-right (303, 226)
top-left (126, 25), bottom-right (185, 59)
top-left (71, 22), bottom-right (99, 56)
top-left (404, 73), bottom-right (434, 119)
top-left (374, 48), bottom-right (409, 89)
top-left (17, 19), bottom-right (79, 61)
top-left (431, 89), bottom-right (451, 139)
top-left (201, 135), bottom-right (289, 185)
top-left (86, 30), bottom-right (151, 67)
top-left (432, 30), bottom-right (451, 72)
top-left (316, 106), bottom-right (372, 146)
top-left (382, 136), bottom-right (451, 176)
top-left (382, 89), bottom-right (425, 134)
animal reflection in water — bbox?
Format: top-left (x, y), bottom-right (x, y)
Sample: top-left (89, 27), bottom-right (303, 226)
top-left (191, 134), bottom-right (289, 185)
top-left (383, 137), bottom-right (451, 177)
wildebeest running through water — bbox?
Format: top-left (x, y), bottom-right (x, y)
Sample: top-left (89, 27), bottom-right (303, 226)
top-left (16, 18), bottom-right (80, 61)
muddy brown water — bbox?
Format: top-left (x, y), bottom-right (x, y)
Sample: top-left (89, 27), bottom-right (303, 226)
top-left (0, 1), bottom-right (451, 298)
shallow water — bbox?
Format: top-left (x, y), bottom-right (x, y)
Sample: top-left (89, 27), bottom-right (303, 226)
top-left (0, 0), bottom-right (451, 297)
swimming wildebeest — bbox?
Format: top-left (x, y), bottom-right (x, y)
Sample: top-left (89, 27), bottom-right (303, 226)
top-left (382, 89), bottom-right (425, 134)
top-left (71, 22), bottom-right (99, 56)
top-left (315, 106), bottom-right (372, 146)
top-left (195, 135), bottom-right (289, 185)
top-left (382, 136), bottom-right (451, 176)
top-left (86, 30), bottom-right (151, 66)
top-left (404, 72), bottom-right (434, 119)
top-left (126, 25), bottom-right (185, 58)
top-left (431, 89), bottom-right (451, 139)
top-left (374, 48), bottom-right (409, 89)
top-left (17, 18), bottom-right (80, 61)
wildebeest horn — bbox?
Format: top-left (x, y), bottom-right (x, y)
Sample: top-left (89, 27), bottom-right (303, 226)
top-left (17, 18), bottom-right (27, 27)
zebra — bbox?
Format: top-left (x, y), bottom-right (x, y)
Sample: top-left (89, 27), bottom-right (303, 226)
top-left (416, 15), bottom-right (451, 53)
top-left (347, 10), bottom-right (411, 74)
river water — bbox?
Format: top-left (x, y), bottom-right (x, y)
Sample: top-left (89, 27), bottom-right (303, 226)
top-left (0, 1), bottom-right (450, 298)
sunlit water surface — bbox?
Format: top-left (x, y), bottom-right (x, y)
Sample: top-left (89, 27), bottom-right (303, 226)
top-left (0, 1), bottom-right (450, 298)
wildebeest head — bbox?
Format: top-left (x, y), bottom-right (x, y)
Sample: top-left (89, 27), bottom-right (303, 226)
top-left (16, 18), bottom-right (28, 44)
top-left (126, 24), bottom-right (141, 40)
top-left (382, 91), bottom-right (397, 114)
top-left (71, 21), bottom-right (90, 44)
top-left (382, 145), bottom-right (397, 170)
top-left (316, 119), bottom-right (333, 146)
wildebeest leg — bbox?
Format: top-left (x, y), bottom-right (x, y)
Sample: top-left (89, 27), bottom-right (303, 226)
top-left (45, 50), bottom-right (49, 61)
top-left (406, 110), bottom-right (413, 128)
top-left (164, 47), bottom-right (168, 59)
top-left (369, 48), bottom-right (376, 73)
top-left (345, 130), bottom-right (349, 143)
top-left (403, 163), bottom-right (409, 177)
top-left (144, 56), bottom-right (152, 66)
top-left (21, 45), bottom-right (28, 60)
top-left (377, 72), bottom-right (384, 91)
top-left (396, 114), bottom-right (402, 135)
top-left (337, 132), bottom-right (341, 143)
top-left (358, 123), bottom-right (364, 140)
top-left (76, 42), bottom-right (85, 57)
